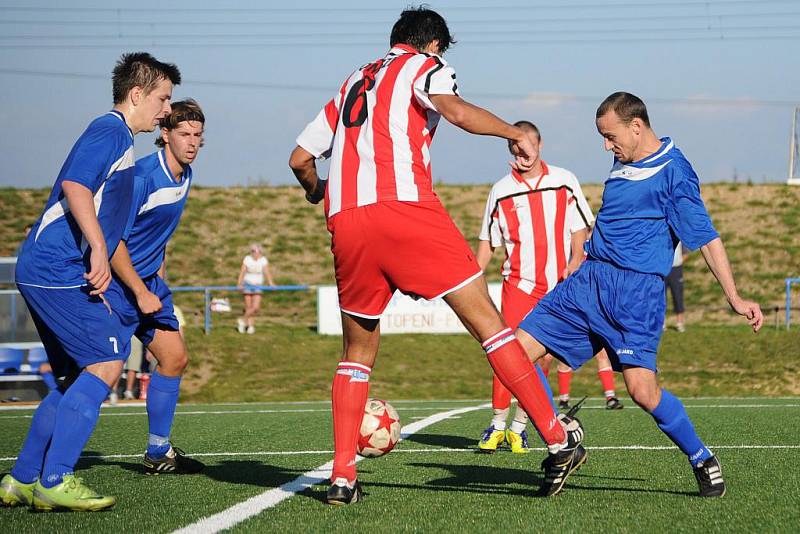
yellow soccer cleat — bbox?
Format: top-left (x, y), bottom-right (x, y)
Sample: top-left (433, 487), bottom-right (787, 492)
top-left (32, 475), bottom-right (116, 512)
top-left (478, 425), bottom-right (506, 453)
top-left (505, 429), bottom-right (531, 454)
top-left (0, 474), bottom-right (35, 507)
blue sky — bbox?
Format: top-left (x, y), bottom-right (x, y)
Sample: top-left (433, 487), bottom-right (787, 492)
top-left (0, 0), bottom-right (798, 188)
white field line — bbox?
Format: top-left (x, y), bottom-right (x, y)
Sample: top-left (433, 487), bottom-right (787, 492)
top-left (3, 403), bottom-right (800, 420)
top-left (1, 443), bottom-right (799, 463)
top-left (170, 403), bottom-right (491, 534)
top-left (2, 396), bottom-right (800, 413)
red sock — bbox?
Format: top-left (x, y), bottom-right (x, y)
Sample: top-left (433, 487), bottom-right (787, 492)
top-left (598, 367), bottom-right (616, 398)
top-left (483, 329), bottom-right (565, 446)
top-left (492, 374), bottom-right (512, 410)
top-left (557, 369), bottom-right (573, 398)
top-left (331, 361), bottom-right (371, 483)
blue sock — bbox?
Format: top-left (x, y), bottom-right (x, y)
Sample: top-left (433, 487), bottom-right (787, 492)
top-left (535, 363), bottom-right (558, 412)
top-left (40, 371), bottom-right (58, 392)
top-left (11, 390), bottom-right (63, 484)
top-left (146, 371), bottom-right (181, 458)
top-left (651, 389), bottom-right (712, 467)
top-left (40, 372), bottom-right (109, 488)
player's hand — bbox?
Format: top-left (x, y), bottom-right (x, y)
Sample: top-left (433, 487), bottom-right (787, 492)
top-left (135, 290), bottom-right (163, 315)
top-left (305, 178), bottom-right (327, 204)
top-left (562, 259), bottom-right (583, 280)
top-left (509, 132), bottom-right (538, 172)
top-left (730, 297), bottom-right (763, 332)
top-left (84, 246), bottom-right (111, 295)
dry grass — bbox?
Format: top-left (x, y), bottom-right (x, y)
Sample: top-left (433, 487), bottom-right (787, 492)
top-left (3, 183), bottom-right (800, 327)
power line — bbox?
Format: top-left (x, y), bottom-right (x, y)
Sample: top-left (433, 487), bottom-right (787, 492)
top-left (0, 0), bottom-right (796, 12)
top-left (3, 23), bottom-right (800, 40)
top-left (0, 67), bottom-right (795, 108)
top-left (1, 11), bottom-right (798, 26)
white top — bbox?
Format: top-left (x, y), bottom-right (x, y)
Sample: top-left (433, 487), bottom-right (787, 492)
top-left (479, 162), bottom-right (594, 298)
top-left (672, 243), bottom-right (684, 267)
top-left (243, 254), bottom-right (268, 285)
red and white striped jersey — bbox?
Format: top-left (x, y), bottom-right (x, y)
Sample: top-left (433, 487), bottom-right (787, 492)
top-left (296, 43), bottom-right (459, 218)
top-left (479, 162), bottom-right (594, 298)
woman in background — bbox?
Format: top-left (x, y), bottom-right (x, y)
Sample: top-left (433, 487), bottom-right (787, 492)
top-left (237, 244), bottom-right (275, 334)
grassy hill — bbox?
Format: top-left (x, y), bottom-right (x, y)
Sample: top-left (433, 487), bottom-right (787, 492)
top-left (4, 183), bottom-right (800, 327)
top-left (2, 183), bottom-right (800, 401)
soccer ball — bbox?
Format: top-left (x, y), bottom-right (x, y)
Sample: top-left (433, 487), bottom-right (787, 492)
top-left (357, 398), bottom-right (401, 457)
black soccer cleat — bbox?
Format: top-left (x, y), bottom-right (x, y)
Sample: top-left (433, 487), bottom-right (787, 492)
top-left (605, 397), bottom-right (624, 410)
top-left (693, 455), bottom-right (726, 497)
top-left (538, 444), bottom-right (587, 497)
top-left (143, 445), bottom-right (205, 475)
top-left (326, 478), bottom-right (363, 505)
top-left (558, 400), bottom-right (571, 412)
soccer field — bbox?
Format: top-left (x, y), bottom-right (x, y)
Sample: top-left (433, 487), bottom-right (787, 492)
top-left (2, 397), bottom-right (799, 532)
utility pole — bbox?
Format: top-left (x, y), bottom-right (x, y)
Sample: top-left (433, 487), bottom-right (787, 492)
top-left (790, 107), bottom-right (800, 185)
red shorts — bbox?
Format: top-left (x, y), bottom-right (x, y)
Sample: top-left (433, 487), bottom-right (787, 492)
top-left (500, 280), bottom-right (542, 330)
top-left (328, 200), bottom-right (482, 318)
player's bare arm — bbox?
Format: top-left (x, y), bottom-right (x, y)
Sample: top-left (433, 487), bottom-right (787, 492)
top-left (289, 145), bottom-right (326, 204)
top-left (429, 94), bottom-right (537, 170)
top-left (110, 241), bottom-right (163, 314)
top-left (476, 240), bottom-right (494, 271)
top-left (563, 228), bottom-right (589, 278)
top-left (699, 237), bottom-right (763, 331)
top-left (62, 180), bottom-right (111, 294)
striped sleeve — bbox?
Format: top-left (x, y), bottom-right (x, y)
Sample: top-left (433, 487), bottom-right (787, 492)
top-left (412, 56), bottom-right (459, 112)
top-left (296, 79), bottom-right (348, 159)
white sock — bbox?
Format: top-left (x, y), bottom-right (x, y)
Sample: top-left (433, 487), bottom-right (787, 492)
top-left (491, 407), bottom-right (509, 430)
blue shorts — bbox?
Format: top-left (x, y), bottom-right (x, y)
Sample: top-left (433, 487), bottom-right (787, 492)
top-left (518, 260), bottom-right (665, 372)
top-left (17, 283), bottom-right (129, 377)
top-left (104, 274), bottom-right (179, 347)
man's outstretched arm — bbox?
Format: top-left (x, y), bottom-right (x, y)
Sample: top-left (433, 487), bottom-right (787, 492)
top-left (699, 237), bottom-right (763, 331)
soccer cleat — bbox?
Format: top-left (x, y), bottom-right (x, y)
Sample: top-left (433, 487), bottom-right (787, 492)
top-left (326, 477), bottom-right (363, 505)
top-left (31, 475), bottom-right (116, 512)
top-left (538, 444), bottom-right (587, 497)
top-left (693, 455), bottom-right (726, 497)
top-left (558, 399), bottom-right (571, 411)
top-left (143, 445), bottom-right (205, 475)
top-left (505, 429), bottom-right (530, 454)
top-left (605, 397), bottom-right (624, 410)
top-left (478, 425), bottom-right (506, 453)
top-left (0, 473), bottom-right (35, 507)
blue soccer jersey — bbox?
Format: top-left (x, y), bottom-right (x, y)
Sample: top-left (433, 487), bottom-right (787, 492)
top-left (586, 137), bottom-right (718, 277)
top-left (16, 110), bottom-right (135, 287)
top-left (124, 149), bottom-right (192, 279)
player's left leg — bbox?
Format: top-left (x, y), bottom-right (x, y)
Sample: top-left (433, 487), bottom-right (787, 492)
top-left (141, 328), bottom-right (203, 475)
top-left (326, 312), bottom-right (380, 505)
top-left (622, 366), bottom-right (724, 497)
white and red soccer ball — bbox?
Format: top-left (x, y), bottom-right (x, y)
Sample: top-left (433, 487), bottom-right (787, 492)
top-left (357, 398), bottom-right (401, 457)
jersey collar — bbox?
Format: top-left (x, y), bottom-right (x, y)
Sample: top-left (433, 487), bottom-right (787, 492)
top-left (391, 43), bottom-right (419, 55)
top-left (158, 149), bottom-right (183, 184)
top-left (107, 109), bottom-right (134, 139)
top-left (511, 161), bottom-right (549, 185)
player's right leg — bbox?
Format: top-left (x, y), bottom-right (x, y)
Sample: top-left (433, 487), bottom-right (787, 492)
top-left (444, 278), bottom-right (585, 496)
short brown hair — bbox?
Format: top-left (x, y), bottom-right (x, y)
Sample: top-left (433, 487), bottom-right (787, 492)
top-left (155, 99), bottom-right (205, 148)
top-left (112, 52), bottom-right (181, 104)
top-left (596, 92), bottom-right (650, 127)
top-left (513, 120), bottom-right (541, 140)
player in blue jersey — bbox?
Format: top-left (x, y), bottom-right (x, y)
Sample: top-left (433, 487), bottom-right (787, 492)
top-left (0, 53), bottom-right (181, 512)
top-left (104, 99), bottom-right (205, 475)
top-left (516, 92), bottom-right (763, 497)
